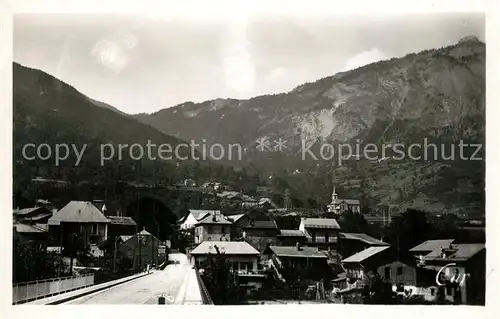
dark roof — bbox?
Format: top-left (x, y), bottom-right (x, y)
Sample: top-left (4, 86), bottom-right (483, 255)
top-left (48, 201), bottom-right (110, 225)
top-left (244, 220), bottom-right (278, 229)
top-left (340, 199), bottom-right (361, 205)
top-left (278, 229), bottom-right (306, 237)
top-left (226, 214), bottom-right (247, 222)
top-left (423, 243), bottom-right (485, 262)
top-left (339, 233), bottom-right (389, 246)
top-left (107, 216), bottom-right (137, 226)
top-left (197, 213), bottom-right (232, 225)
top-left (341, 246), bottom-right (391, 263)
top-left (300, 218), bottom-right (340, 229)
top-left (267, 245), bottom-right (327, 259)
top-left (409, 239), bottom-right (455, 252)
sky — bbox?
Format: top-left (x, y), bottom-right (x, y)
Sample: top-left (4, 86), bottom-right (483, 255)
top-left (13, 12), bottom-right (484, 114)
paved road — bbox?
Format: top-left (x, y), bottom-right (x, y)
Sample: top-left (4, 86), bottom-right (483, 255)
top-left (65, 253), bottom-right (191, 305)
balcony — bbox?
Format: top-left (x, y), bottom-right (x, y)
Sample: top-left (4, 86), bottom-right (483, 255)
top-left (307, 237), bottom-right (338, 244)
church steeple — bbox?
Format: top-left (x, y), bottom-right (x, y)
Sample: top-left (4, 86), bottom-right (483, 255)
top-left (331, 185), bottom-right (338, 202)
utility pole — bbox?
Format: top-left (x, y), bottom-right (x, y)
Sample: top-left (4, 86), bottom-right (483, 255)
top-left (69, 233), bottom-right (75, 276)
top-left (57, 223), bottom-right (64, 277)
top-left (113, 236), bottom-right (118, 272)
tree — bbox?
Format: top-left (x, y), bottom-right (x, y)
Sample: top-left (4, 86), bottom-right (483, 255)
top-left (361, 273), bottom-right (395, 304)
top-left (200, 245), bottom-right (245, 305)
top-left (385, 209), bottom-right (433, 252)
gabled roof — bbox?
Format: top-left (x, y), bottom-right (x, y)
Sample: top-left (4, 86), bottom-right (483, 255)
top-left (340, 199), bottom-right (360, 205)
top-left (48, 201), bottom-right (110, 225)
top-left (14, 222), bottom-right (49, 233)
top-left (107, 216), bottom-right (137, 226)
top-left (300, 218), bottom-right (340, 229)
top-left (14, 206), bottom-right (51, 216)
top-left (244, 220), bottom-right (278, 229)
top-left (278, 229), bottom-right (306, 237)
top-left (341, 246), bottom-right (391, 263)
top-left (190, 241), bottom-right (259, 255)
top-left (267, 245), bottom-right (327, 259)
top-left (339, 233), bottom-right (389, 246)
top-left (197, 213), bottom-right (232, 225)
top-left (409, 239), bottom-right (455, 252)
top-left (226, 214), bottom-right (246, 222)
top-left (423, 243), bottom-right (485, 262)
top-left (189, 209), bottom-right (217, 221)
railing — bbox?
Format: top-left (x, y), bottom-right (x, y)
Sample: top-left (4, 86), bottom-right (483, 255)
top-left (193, 264), bottom-right (214, 305)
top-left (12, 274), bottom-right (94, 304)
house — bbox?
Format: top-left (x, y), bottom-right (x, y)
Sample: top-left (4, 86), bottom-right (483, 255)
top-left (13, 222), bottom-right (49, 242)
top-left (48, 201), bottom-right (111, 255)
top-left (326, 186), bottom-right (361, 214)
top-left (118, 228), bottom-right (165, 269)
top-left (100, 216), bottom-right (138, 246)
top-left (190, 241), bottom-right (260, 274)
top-left (409, 239), bottom-right (455, 264)
top-left (298, 218), bottom-right (341, 248)
top-left (419, 243), bottom-right (486, 305)
top-left (194, 212), bottom-right (232, 244)
top-left (276, 229), bottom-right (307, 246)
top-left (179, 209), bottom-right (214, 230)
top-left (226, 213), bottom-right (250, 239)
top-left (341, 246), bottom-right (392, 285)
top-left (338, 232), bottom-right (389, 259)
top-left (242, 220), bottom-right (280, 252)
top-left (13, 206), bottom-right (53, 224)
top-left (377, 260), bottom-right (438, 302)
top-left (264, 244), bottom-right (330, 282)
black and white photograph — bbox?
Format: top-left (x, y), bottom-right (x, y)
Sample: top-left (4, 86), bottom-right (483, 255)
top-left (8, 1), bottom-right (490, 308)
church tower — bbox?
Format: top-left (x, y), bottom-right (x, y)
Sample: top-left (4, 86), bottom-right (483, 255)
top-left (331, 185), bottom-right (338, 203)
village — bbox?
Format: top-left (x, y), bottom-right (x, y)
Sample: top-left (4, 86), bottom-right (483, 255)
top-left (12, 178), bottom-right (486, 305)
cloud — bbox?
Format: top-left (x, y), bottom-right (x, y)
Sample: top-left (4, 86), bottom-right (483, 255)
top-left (342, 48), bottom-right (388, 72)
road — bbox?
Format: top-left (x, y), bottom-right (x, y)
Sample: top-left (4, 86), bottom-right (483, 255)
top-left (65, 253), bottom-right (192, 304)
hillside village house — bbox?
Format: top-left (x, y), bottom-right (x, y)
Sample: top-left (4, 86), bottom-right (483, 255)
top-left (118, 228), bottom-right (166, 269)
top-left (298, 218), bottom-right (341, 248)
top-left (264, 244), bottom-right (330, 282)
top-left (409, 239), bottom-right (455, 264)
top-left (326, 186), bottom-right (361, 214)
top-left (48, 201), bottom-right (110, 255)
top-left (340, 246), bottom-right (392, 289)
top-left (194, 212), bottom-right (232, 244)
top-left (190, 241), bottom-right (260, 274)
top-left (179, 209), bottom-right (214, 230)
top-left (418, 243), bottom-right (486, 305)
top-left (338, 232), bottom-right (389, 259)
top-left (226, 213), bottom-right (250, 239)
top-left (242, 220), bottom-right (280, 252)
top-left (276, 229), bottom-right (307, 246)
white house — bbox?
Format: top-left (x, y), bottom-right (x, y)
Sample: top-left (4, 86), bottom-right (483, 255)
top-left (179, 209), bottom-right (217, 230)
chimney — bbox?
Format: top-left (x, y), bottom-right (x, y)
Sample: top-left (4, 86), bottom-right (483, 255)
top-left (212, 214), bottom-right (217, 222)
top-left (296, 242), bottom-right (302, 251)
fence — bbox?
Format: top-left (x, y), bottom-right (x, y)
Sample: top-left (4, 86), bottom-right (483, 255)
top-left (13, 274), bottom-right (94, 304)
top-left (193, 264), bottom-right (213, 305)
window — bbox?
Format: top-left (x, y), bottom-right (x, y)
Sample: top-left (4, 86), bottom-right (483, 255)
top-left (207, 226), bottom-right (213, 233)
top-left (311, 231), bottom-right (316, 242)
top-left (221, 227), bottom-right (225, 234)
top-left (430, 288), bottom-right (436, 296)
top-left (247, 262), bottom-right (253, 271)
top-left (325, 232), bottom-right (329, 242)
top-left (91, 224), bottom-right (97, 234)
top-left (384, 266), bottom-right (390, 279)
top-left (397, 266), bottom-right (403, 276)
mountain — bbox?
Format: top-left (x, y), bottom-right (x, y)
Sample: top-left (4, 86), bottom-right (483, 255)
top-left (12, 62), bottom-right (194, 195)
top-left (134, 37), bottom-right (485, 216)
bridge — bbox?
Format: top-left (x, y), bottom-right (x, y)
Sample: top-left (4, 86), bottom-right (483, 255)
top-left (23, 253), bottom-right (212, 305)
